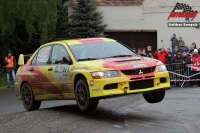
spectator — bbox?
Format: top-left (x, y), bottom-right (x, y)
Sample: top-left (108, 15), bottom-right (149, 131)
top-left (173, 46), bottom-right (179, 54)
top-left (140, 48), bottom-right (147, 57)
top-left (166, 52), bottom-right (174, 64)
top-left (137, 48), bottom-right (142, 55)
top-left (189, 48), bottom-right (194, 57)
top-left (172, 52), bottom-right (183, 86)
top-left (146, 46), bottom-right (154, 58)
top-left (179, 43), bottom-right (189, 53)
top-left (167, 48), bottom-right (171, 53)
top-left (192, 49), bottom-right (199, 61)
top-left (170, 34), bottom-right (178, 53)
top-left (191, 49), bottom-right (200, 70)
top-left (154, 48), bottom-right (168, 64)
top-left (182, 51), bottom-right (191, 79)
top-left (198, 47), bottom-right (200, 55)
top-left (132, 48), bottom-right (136, 53)
top-left (2, 52), bottom-right (17, 88)
top-left (173, 52), bottom-right (182, 63)
top-left (177, 37), bottom-right (185, 48)
top-left (191, 42), bottom-right (197, 49)
top-left (182, 51), bottom-right (191, 64)
top-left (190, 49), bottom-right (200, 86)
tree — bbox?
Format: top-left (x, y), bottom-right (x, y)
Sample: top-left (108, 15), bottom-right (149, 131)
top-left (0, 0), bottom-right (62, 44)
top-left (56, 5), bottom-right (69, 39)
top-left (0, 0), bottom-right (70, 62)
top-left (68, 0), bottom-right (107, 38)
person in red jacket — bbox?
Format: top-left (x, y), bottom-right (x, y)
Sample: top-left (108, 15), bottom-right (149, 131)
top-left (154, 48), bottom-right (168, 64)
top-left (190, 49), bottom-right (200, 71)
top-left (190, 49), bottom-right (200, 86)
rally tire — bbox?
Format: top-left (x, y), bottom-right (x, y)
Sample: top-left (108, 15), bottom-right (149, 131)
top-left (21, 83), bottom-right (41, 111)
top-left (75, 79), bottom-right (99, 112)
top-left (143, 91), bottom-right (165, 103)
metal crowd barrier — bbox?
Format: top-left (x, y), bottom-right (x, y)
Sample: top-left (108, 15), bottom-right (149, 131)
top-left (165, 63), bottom-right (200, 87)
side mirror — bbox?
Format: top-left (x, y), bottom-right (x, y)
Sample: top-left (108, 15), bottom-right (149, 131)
top-left (18, 54), bottom-right (24, 66)
top-left (62, 56), bottom-right (72, 65)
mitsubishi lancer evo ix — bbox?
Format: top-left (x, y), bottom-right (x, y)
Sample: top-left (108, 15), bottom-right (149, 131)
top-left (15, 38), bottom-right (170, 112)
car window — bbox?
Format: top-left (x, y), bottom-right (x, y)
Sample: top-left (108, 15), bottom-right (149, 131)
top-left (50, 45), bottom-right (70, 64)
top-left (69, 41), bottom-right (136, 61)
top-left (32, 46), bottom-right (51, 65)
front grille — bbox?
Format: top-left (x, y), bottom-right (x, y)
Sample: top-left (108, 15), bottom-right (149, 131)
top-left (121, 67), bottom-right (155, 75)
top-left (129, 80), bottom-right (154, 90)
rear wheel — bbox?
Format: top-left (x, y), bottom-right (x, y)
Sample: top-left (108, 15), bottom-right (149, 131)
top-left (143, 91), bottom-right (165, 103)
top-left (75, 79), bottom-right (99, 111)
top-left (21, 83), bottom-right (41, 111)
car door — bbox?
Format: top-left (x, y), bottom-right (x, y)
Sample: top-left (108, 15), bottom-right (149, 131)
top-left (27, 45), bottom-right (52, 94)
top-left (47, 44), bottom-right (73, 96)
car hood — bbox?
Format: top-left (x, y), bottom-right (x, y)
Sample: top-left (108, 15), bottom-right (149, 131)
top-left (77, 56), bottom-right (160, 71)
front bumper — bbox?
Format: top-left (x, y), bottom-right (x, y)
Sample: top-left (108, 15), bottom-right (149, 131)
top-left (88, 71), bottom-right (170, 98)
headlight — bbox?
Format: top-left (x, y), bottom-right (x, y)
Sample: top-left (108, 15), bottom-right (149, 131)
top-left (157, 65), bottom-right (167, 72)
top-left (91, 71), bottom-right (120, 79)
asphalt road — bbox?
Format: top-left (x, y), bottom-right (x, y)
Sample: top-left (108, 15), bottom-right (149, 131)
top-left (0, 87), bottom-right (200, 133)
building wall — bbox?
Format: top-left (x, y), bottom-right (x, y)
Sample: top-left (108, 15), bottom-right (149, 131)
top-left (96, 0), bottom-right (200, 49)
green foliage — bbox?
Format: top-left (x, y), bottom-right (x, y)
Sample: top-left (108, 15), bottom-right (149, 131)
top-left (0, 0), bottom-right (70, 62)
top-left (56, 5), bottom-right (69, 39)
top-left (68, 0), bottom-right (107, 38)
top-left (0, 0), bottom-right (62, 44)
top-left (0, 65), bottom-right (6, 88)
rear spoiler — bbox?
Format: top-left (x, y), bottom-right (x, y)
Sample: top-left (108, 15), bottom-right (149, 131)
top-left (18, 54), bottom-right (33, 66)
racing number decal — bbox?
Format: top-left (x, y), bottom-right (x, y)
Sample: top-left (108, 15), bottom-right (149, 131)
top-left (54, 65), bottom-right (70, 81)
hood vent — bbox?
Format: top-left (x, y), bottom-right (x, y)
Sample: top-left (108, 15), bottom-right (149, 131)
top-left (114, 58), bottom-right (141, 62)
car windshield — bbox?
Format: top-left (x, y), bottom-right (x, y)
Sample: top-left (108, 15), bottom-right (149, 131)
top-left (68, 41), bottom-right (137, 61)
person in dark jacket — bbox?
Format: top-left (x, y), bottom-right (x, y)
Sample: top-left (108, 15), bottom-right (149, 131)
top-left (173, 52), bottom-right (183, 86)
top-left (146, 46), bottom-right (154, 58)
top-left (177, 37), bottom-right (185, 48)
top-left (3, 52), bottom-right (17, 88)
top-left (171, 34), bottom-right (178, 53)
top-left (173, 52), bottom-right (182, 63)
top-left (182, 51), bottom-right (191, 79)
top-left (182, 52), bottom-right (191, 64)
top-left (166, 52), bottom-right (174, 64)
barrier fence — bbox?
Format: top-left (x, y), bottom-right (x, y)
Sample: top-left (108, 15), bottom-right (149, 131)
top-left (165, 63), bottom-right (200, 87)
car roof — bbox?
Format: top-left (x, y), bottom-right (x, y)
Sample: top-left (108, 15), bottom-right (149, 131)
top-left (42, 38), bottom-right (116, 47)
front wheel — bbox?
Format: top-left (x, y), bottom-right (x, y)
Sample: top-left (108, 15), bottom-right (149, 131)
top-left (143, 91), bottom-right (165, 103)
top-left (75, 79), bottom-right (99, 111)
top-left (21, 83), bottom-right (41, 111)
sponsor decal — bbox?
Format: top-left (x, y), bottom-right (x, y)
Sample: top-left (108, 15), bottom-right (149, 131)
top-left (74, 66), bottom-right (92, 70)
top-left (167, 2), bottom-right (199, 28)
top-left (168, 2), bottom-right (198, 21)
top-left (131, 64), bottom-right (146, 68)
top-left (168, 22), bottom-right (199, 27)
top-left (54, 65), bottom-right (70, 81)
top-left (89, 80), bottom-right (94, 86)
top-left (71, 66), bottom-right (92, 71)
top-left (61, 84), bottom-right (71, 93)
top-left (71, 66), bottom-right (75, 71)
top-left (92, 88), bottom-right (100, 92)
top-left (115, 61), bottom-right (153, 68)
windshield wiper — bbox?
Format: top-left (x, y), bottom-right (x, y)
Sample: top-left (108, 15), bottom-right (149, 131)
top-left (77, 58), bottom-right (101, 61)
top-left (103, 55), bottom-right (134, 58)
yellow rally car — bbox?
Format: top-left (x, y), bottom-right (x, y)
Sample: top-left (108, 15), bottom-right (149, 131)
top-left (15, 38), bottom-right (170, 111)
